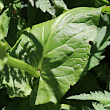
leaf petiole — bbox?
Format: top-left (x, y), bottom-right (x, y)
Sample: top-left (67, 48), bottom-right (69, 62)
top-left (6, 56), bottom-right (40, 78)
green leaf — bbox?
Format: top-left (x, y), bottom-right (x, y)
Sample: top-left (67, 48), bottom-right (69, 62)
top-left (29, 0), bottom-right (34, 7)
top-left (0, 41), bottom-right (8, 71)
top-left (61, 104), bottom-right (76, 110)
top-left (35, 0), bottom-right (53, 15)
top-left (6, 17), bottom-right (26, 47)
top-left (35, 0), bottom-right (67, 15)
top-left (4, 0), bottom-right (22, 47)
top-left (28, 2), bottom-right (51, 26)
top-left (87, 26), bottom-right (109, 70)
top-left (87, 14), bottom-right (110, 70)
top-left (104, 103), bottom-right (110, 108)
top-left (67, 91), bottom-right (110, 105)
top-left (92, 102), bottom-right (107, 110)
top-left (4, 7), bottom-right (101, 105)
top-left (0, 12), bottom-right (10, 40)
top-left (52, 0), bottom-right (67, 10)
top-left (0, 65), bottom-right (32, 98)
top-left (0, 0), bottom-right (4, 13)
top-left (102, 6), bottom-right (110, 14)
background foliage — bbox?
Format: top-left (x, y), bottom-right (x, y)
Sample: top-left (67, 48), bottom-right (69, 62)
top-left (0, 0), bottom-right (110, 110)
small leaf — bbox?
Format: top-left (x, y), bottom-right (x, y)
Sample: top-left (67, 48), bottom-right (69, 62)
top-left (67, 91), bottom-right (110, 105)
top-left (92, 102), bottom-right (107, 110)
top-left (0, 11), bottom-right (10, 40)
top-left (102, 6), bottom-right (110, 14)
top-left (52, 0), bottom-right (67, 10)
top-left (35, 0), bottom-right (53, 15)
top-left (28, 0), bottom-right (34, 7)
top-left (104, 103), bottom-right (110, 108)
top-left (0, 0), bottom-right (4, 13)
top-left (35, 0), bottom-right (67, 15)
top-left (85, 13), bottom-right (110, 71)
top-left (87, 26), bottom-right (110, 70)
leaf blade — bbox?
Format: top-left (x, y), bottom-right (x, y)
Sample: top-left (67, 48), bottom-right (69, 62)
top-left (29, 7), bottom-right (102, 105)
top-left (67, 91), bottom-right (110, 105)
top-left (4, 7), bottom-right (102, 105)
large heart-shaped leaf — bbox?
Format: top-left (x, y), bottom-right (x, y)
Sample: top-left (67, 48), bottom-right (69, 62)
top-left (1, 7), bottom-right (101, 105)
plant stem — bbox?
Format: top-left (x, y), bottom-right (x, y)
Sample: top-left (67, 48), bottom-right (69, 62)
top-left (6, 56), bottom-right (40, 78)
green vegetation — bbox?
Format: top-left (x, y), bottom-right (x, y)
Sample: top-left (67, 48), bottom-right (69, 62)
top-left (0, 0), bottom-right (110, 109)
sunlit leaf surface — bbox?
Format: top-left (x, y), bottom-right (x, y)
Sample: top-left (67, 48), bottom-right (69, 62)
top-left (0, 7), bottom-right (101, 105)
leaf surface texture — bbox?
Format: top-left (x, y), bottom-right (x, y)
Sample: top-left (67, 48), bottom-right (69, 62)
top-left (0, 7), bottom-right (101, 105)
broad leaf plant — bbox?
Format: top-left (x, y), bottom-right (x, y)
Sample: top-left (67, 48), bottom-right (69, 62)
top-left (0, 0), bottom-right (110, 109)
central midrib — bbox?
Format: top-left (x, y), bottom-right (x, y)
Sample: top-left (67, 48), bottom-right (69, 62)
top-left (37, 11), bottom-right (70, 71)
